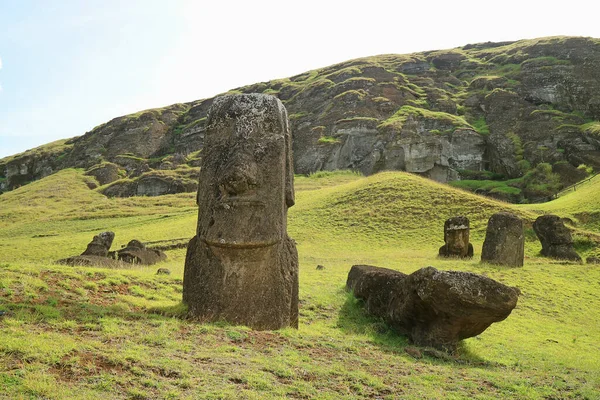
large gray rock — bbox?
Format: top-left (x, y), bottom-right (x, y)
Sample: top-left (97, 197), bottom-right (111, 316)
top-left (481, 212), bottom-right (525, 267)
top-left (533, 214), bottom-right (581, 261)
top-left (347, 265), bottom-right (520, 350)
top-left (438, 216), bottom-right (473, 258)
top-left (183, 94), bottom-right (299, 330)
top-left (81, 231), bottom-right (115, 257)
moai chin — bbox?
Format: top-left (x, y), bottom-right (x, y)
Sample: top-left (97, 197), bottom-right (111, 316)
top-left (438, 216), bottom-right (473, 258)
top-left (183, 94), bottom-right (299, 330)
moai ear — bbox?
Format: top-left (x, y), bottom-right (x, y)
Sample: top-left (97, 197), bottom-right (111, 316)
top-left (284, 115), bottom-right (295, 208)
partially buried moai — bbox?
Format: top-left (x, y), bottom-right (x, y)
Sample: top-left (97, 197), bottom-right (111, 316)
top-left (438, 216), bottom-right (473, 258)
top-left (481, 212), bottom-right (524, 267)
top-left (183, 94), bottom-right (299, 330)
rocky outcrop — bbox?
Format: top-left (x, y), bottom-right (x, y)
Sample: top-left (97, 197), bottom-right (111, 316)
top-left (2, 37), bottom-right (600, 198)
top-left (346, 265), bottom-right (520, 350)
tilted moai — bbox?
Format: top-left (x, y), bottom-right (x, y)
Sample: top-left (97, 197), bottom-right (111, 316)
top-left (438, 216), bottom-right (473, 258)
top-left (81, 231), bottom-right (115, 257)
top-left (481, 212), bottom-right (525, 267)
top-left (533, 214), bottom-right (581, 262)
top-left (183, 94), bottom-right (299, 330)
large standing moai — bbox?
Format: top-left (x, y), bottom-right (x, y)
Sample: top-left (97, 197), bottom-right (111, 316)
top-left (438, 216), bottom-right (473, 258)
top-left (183, 94), bottom-right (299, 330)
top-left (481, 212), bottom-right (525, 267)
top-left (533, 214), bottom-right (581, 262)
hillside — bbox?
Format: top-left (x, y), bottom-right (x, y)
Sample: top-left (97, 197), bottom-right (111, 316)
top-left (2, 36), bottom-right (600, 204)
top-left (1, 169), bottom-right (600, 398)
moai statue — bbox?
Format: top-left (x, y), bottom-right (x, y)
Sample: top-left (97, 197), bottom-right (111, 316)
top-left (81, 231), bottom-right (115, 257)
top-left (481, 212), bottom-right (525, 267)
top-left (183, 94), bottom-right (299, 330)
top-left (533, 214), bottom-right (581, 262)
top-left (438, 216), bottom-right (473, 258)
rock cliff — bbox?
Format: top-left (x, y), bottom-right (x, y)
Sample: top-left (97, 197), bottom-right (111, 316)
top-left (2, 36), bottom-right (599, 200)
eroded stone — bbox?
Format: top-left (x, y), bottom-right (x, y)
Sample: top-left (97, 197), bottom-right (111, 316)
top-left (183, 94), bottom-right (299, 330)
top-left (347, 265), bottom-right (520, 350)
top-left (533, 214), bottom-right (581, 261)
top-left (438, 216), bottom-right (473, 258)
top-left (481, 212), bottom-right (525, 267)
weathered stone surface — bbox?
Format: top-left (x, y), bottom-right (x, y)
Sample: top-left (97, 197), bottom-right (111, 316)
top-left (85, 163), bottom-right (122, 186)
top-left (481, 212), bottom-right (525, 267)
top-left (347, 265), bottom-right (520, 350)
top-left (439, 216), bottom-right (473, 258)
top-left (117, 240), bottom-right (167, 265)
top-left (533, 214), bottom-right (582, 261)
top-left (81, 231), bottom-right (115, 257)
top-left (183, 94), bottom-right (299, 330)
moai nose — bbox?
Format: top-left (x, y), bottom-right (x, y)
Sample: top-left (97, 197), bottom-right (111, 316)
top-left (220, 162), bottom-right (258, 196)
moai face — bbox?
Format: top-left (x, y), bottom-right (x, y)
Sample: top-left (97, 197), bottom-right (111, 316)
top-left (444, 216), bottom-right (470, 256)
top-left (196, 94), bottom-right (295, 248)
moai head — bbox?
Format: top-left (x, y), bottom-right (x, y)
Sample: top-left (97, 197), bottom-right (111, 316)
top-left (196, 94), bottom-right (295, 248)
top-left (444, 216), bottom-right (470, 256)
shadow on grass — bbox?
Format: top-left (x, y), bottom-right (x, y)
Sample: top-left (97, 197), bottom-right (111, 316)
top-left (337, 289), bottom-right (501, 368)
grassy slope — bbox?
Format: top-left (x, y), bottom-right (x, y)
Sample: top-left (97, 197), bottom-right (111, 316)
top-left (0, 170), bottom-right (599, 399)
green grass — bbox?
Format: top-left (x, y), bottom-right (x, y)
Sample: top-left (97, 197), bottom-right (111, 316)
top-left (1, 167), bottom-right (600, 398)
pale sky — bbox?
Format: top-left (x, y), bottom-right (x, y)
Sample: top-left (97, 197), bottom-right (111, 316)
top-left (1, 0), bottom-right (599, 158)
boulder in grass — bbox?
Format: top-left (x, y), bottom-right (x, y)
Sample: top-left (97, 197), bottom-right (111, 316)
top-left (438, 216), bottom-right (473, 258)
top-left (481, 212), bottom-right (525, 267)
top-left (347, 264), bottom-right (520, 351)
top-left (533, 215), bottom-right (581, 262)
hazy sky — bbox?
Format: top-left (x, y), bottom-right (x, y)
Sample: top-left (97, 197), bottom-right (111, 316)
top-left (1, 0), bottom-right (599, 158)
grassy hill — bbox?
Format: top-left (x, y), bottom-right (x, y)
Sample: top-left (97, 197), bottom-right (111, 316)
top-left (1, 170), bottom-right (599, 399)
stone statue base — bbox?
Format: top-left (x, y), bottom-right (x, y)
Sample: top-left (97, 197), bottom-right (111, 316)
top-left (183, 236), bottom-right (299, 330)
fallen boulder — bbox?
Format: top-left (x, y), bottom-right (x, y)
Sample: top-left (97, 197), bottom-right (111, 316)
top-left (347, 265), bottom-right (520, 350)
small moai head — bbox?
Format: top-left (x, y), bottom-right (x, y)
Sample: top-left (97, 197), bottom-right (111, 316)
top-left (197, 94), bottom-right (294, 248)
top-left (444, 216), bottom-right (470, 256)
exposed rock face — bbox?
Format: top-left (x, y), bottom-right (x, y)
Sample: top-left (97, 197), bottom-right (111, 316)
top-left (439, 216), bottom-right (473, 258)
top-left (117, 240), bottom-right (167, 265)
top-left (81, 231), bottom-right (115, 257)
top-left (346, 265), bottom-right (520, 350)
top-left (183, 94), bottom-right (299, 330)
top-left (533, 215), bottom-right (582, 261)
top-left (85, 163), bottom-right (122, 186)
top-left (481, 212), bottom-right (525, 267)
top-left (3, 37), bottom-right (600, 199)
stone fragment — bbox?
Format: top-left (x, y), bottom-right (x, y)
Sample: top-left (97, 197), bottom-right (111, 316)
top-left (438, 216), bottom-right (473, 258)
top-left (183, 94), bottom-right (299, 330)
top-left (156, 268), bottom-right (171, 275)
top-left (117, 240), bottom-right (167, 265)
top-left (81, 231), bottom-right (115, 257)
top-left (481, 212), bottom-right (525, 267)
top-left (316, 265), bottom-right (325, 270)
top-left (347, 265), bottom-right (520, 350)
top-left (533, 215), bottom-right (581, 261)
top-left (586, 256), bottom-right (600, 264)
